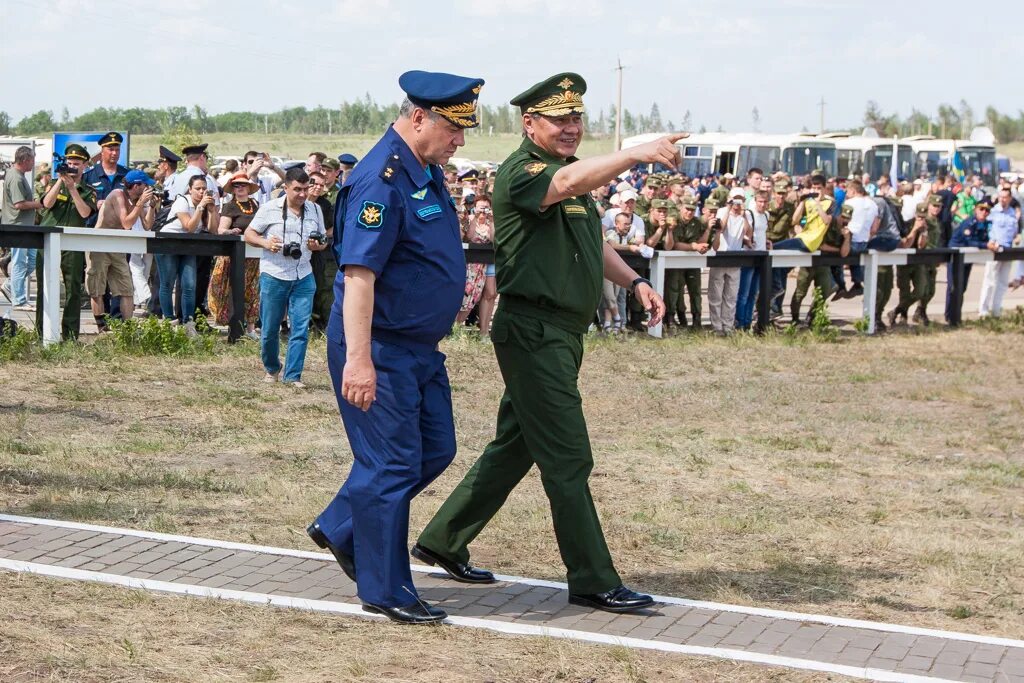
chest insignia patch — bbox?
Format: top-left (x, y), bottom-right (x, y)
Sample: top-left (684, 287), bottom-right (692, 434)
top-left (417, 204), bottom-right (443, 219)
top-left (524, 162), bottom-right (547, 176)
top-left (411, 188), bottom-right (428, 201)
top-left (564, 204), bottom-right (588, 216)
top-left (357, 201), bottom-right (386, 230)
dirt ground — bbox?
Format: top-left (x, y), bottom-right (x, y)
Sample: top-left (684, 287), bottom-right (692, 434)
top-left (1, 322), bottom-right (1022, 680)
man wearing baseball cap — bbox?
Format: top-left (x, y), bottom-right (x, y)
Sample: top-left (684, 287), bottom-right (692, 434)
top-left (91, 169), bottom-right (159, 327)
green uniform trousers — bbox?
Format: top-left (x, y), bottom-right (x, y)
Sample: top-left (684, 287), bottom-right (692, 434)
top-left (34, 250), bottom-right (85, 341)
top-left (789, 267), bottom-right (832, 322)
top-left (876, 266), bottom-right (894, 319)
top-left (418, 309), bottom-right (620, 595)
top-left (894, 264), bottom-right (927, 314)
top-left (310, 249), bottom-right (338, 332)
top-left (663, 269), bottom-right (686, 327)
top-left (918, 265), bottom-right (937, 309)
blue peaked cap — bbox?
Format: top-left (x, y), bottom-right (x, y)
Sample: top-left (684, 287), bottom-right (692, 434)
top-left (398, 70), bottom-right (485, 128)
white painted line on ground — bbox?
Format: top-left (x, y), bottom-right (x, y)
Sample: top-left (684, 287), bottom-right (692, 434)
top-left (0, 558), bottom-right (960, 683)
top-left (3, 513), bottom-right (1023, 651)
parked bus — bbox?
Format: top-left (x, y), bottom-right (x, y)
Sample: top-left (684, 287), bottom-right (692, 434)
top-left (818, 129), bottom-right (914, 180)
top-left (903, 127), bottom-right (997, 188)
top-left (622, 132), bottom-right (838, 178)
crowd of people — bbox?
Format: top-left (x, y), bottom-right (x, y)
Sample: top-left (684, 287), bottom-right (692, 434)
top-left (3, 136), bottom-right (1024, 363)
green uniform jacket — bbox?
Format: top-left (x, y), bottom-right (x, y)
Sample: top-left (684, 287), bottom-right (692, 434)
top-left (924, 216), bottom-right (942, 249)
top-left (38, 182), bottom-right (96, 227)
top-left (493, 138), bottom-right (604, 335)
top-left (766, 200), bottom-right (795, 243)
top-left (673, 215), bottom-right (706, 245)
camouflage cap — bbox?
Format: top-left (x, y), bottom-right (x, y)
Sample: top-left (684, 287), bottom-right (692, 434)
top-left (773, 181), bottom-right (790, 192)
top-left (646, 177), bottom-right (664, 188)
top-left (927, 194), bottom-right (943, 207)
top-left (680, 195), bottom-right (698, 209)
top-left (651, 198), bottom-right (672, 210)
top-left (915, 203), bottom-right (928, 216)
top-left (667, 174), bottom-right (686, 186)
top-left (705, 197), bottom-right (722, 210)
top-left (840, 203), bottom-right (854, 219)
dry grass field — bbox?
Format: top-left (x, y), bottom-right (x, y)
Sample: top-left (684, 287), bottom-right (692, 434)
top-left (1, 320), bottom-right (1023, 680)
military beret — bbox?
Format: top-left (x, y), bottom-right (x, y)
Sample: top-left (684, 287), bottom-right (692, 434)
top-left (840, 203), bottom-right (854, 219)
top-left (927, 194), bottom-right (943, 207)
top-left (63, 143), bottom-right (90, 161)
top-left (158, 145), bottom-right (181, 164)
top-left (511, 72), bottom-right (586, 116)
top-left (181, 143), bottom-right (209, 156)
top-left (338, 153), bottom-right (358, 165)
top-left (651, 199), bottom-right (672, 210)
top-left (399, 70), bottom-right (485, 128)
top-left (321, 157), bottom-right (340, 171)
top-left (98, 131), bottom-right (123, 147)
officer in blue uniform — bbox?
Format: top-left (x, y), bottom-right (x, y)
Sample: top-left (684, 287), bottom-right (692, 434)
top-left (307, 70), bottom-right (485, 625)
top-left (82, 131), bottom-right (129, 227)
top-left (944, 196), bottom-right (993, 323)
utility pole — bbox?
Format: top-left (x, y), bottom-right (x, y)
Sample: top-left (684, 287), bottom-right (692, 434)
top-left (327, 110), bottom-right (332, 136)
top-left (614, 57), bottom-right (625, 151)
top-left (264, 115), bottom-right (268, 135)
top-left (818, 96), bottom-right (826, 133)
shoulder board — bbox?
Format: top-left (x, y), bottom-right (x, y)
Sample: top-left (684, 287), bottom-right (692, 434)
top-left (380, 153), bottom-right (401, 184)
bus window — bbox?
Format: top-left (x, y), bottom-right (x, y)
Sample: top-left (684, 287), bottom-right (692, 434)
top-left (680, 145), bottom-right (713, 178)
top-left (785, 146), bottom-right (836, 177)
top-left (837, 149), bottom-right (862, 178)
top-left (737, 146), bottom-right (781, 175)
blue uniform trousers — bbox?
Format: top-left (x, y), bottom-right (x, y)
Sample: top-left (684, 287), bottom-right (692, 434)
top-left (318, 337), bottom-right (456, 608)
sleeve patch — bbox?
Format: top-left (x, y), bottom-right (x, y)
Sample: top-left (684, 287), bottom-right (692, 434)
top-left (357, 201), bottom-right (386, 230)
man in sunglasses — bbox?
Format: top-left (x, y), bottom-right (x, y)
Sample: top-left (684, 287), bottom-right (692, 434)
top-left (945, 197), bottom-right (992, 323)
top-left (242, 150), bottom-right (286, 205)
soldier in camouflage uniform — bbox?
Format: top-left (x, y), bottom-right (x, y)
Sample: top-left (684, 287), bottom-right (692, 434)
top-left (887, 197), bottom-right (940, 326)
top-left (790, 203), bottom-right (851, 324)
top-left (635, 177), bottom-right (658, 222)
top-left (912, 195), bottom-right (944, 325)
top-left (666, 194), bottom-right (709, 329)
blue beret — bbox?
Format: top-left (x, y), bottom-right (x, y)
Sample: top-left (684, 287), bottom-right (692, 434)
top-left (337, 153), bottom-right (358, 165)
top-left (398, 70), bottom-right (485, 129)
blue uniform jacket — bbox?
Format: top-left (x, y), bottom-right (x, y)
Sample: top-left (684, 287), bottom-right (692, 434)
top-left (82, 163), bottom-right (129, 227)
top-left (948, 216), bottom-right (990, 249)
top-left (327, 125), bottom-right (465, 353)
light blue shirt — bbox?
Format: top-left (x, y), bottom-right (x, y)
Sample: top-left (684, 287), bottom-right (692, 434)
top-left (988, 203), bottom-right (1019, 247)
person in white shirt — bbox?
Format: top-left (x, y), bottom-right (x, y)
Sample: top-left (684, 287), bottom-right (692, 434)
top-left (244, 166), bottom-right (330, 387)
top-left (841, 179), bottom-right (880, 297)
top-left (602, 212), bottom-right (646, 331)
top-left (708, 190), bottom-right (752, 335)
top-left (600, 189), bottom-right (644, 234)
top-left (735, 190), bottom-right (769, 330)
top-left (155, 175), bottom-right (219, 335)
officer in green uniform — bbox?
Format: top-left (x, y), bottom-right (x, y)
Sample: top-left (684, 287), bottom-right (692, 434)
top-left (34, 144), bottom-right (97, 341)
top-left (912, 195), bottom-right (943, 325)
top-left (643, 198), bottom-right (683, 329)
top-left (666, 194), bottom-right (709, 329)
top-left (635, 177), bottom-right (657, 221)
top-left (417, 73), bottom-right (678, 614)
top-left (887, 200), bottom-right (936, 326)
top-left (790, 203), bottom-right (851, 324)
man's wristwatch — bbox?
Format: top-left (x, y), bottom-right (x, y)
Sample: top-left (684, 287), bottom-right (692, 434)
top-left (629, 277), bottom-right (652, 294)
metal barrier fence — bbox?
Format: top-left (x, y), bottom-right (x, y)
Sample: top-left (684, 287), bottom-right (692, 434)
top-left (3, 224), bottom-right (1023, 345)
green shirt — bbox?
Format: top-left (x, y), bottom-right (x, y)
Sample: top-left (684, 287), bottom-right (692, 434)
top-left (924, 215), bottom-right (942, 248)
top-left (645, 218), bottom-right (668, 249)
top-left (38, 181), bottom-right (96, 228)
top-left (672, 216), bottom-right (706, 245)
top-left (493, 138), bottom-right (604, 334)
top-left (766, 200), bottom-right (795, 243)
top-left (820, 218), bottom-right (846, 250)
top-left (634, 195), bottom-right (651, 222)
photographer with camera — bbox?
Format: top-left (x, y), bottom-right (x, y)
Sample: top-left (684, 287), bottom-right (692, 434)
top-left (245, 166), bottom-right (328, 388)
top-left (157, 175), bottom-right (219, 336)
top-left (307, 170), bottom-right (337, 335)
top-left (33, 144), bottom-right (97, 341)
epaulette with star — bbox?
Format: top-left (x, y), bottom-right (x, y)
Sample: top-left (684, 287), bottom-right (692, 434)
top-left (380, 153), bottom-right (401, 183)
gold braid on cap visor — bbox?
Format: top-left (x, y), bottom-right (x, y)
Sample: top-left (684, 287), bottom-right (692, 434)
top-left (525, 90), bottom-right (585, 116)
top-left (430, 100), bottom-right (480, 128)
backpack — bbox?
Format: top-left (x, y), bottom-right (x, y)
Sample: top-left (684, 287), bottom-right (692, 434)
top-left (874, 196), bottom-right (907, 238)
top-left (152, 195), bottom-right (178, 232)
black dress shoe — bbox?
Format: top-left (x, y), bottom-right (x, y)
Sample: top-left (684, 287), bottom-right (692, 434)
top-left (569, 585), bottom-right (655, 613)
top-left (362, 600), bottom-right (447, 625)
top-left (411, 543), bottom-right (495, 584)
top-left (307, 522), bottom-right (356, 582)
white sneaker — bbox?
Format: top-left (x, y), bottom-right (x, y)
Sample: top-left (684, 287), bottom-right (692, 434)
top-left (245, 330), bottom-right (260, 342)
top-left (263, 372), bottom-right (279, 383)
top-left (284, 380), bottom-right (306, 389)
top-left (183, 321), bottom-right (198, 338)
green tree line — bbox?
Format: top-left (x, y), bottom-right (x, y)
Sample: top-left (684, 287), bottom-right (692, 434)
top-left (4, 99), bottom-right (1024, 142)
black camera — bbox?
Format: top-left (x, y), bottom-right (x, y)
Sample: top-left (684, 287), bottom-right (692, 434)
top-left (53, 153), bottom-right (73, 176)
top-left (282, 242), bottom-right (302, 259)
top-left (308, 231), bottom-right (327, 246)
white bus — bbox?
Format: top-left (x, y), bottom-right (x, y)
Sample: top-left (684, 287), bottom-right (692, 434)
top-left (903, 127), bottom-right (997, 188)
top-left (622, 132), bottom-right (838, 178)
top-left (818, 129), bottom-right (914, 180)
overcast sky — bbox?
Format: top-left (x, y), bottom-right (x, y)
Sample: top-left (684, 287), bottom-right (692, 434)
top-left (0, 0), bottom-right (1013, 134)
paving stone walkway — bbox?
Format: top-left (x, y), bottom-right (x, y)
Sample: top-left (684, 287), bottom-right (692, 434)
top-left (1, 515), bottom-right (1021, 682)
